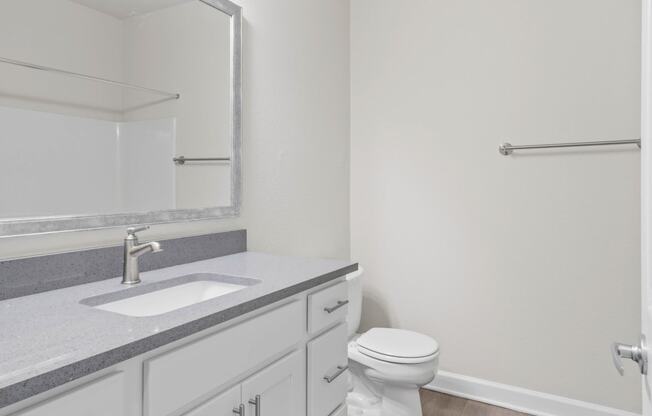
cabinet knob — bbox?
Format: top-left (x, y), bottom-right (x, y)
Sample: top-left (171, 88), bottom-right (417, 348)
top-left (248, 394), bottom-right (261, 416)
top-left (233, 404), bottom-right (245, 415)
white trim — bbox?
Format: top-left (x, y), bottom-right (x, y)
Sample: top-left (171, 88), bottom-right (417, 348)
top-left (425, 371), bottom-right (640, 416)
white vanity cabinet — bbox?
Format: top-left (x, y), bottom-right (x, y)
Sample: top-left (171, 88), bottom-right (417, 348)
top-left (3, 278), bottom-right (349, 416)
top-left (144, 300), bottom-right (305, 416)
top-left (183, 350), bottom-right (305, 416)
top-left (182, 385), bottom-right (241, 416)
top-left (308, 323), bottom-right (349, 416)
top-left (240, 350), bottom-right (305, 416)
top-left (11, 373), bottom-right (129, 416)
top-left (308, 281), bottom-right (348, 335)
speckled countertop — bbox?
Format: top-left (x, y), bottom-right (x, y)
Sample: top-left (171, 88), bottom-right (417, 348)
top-left (0, 251), bottom-right (357, 408)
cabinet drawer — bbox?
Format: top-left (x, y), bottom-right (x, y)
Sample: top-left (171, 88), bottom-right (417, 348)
top-left (145, 300), bottom-right (304, 416)
top-left (308, 323), bottom-right (348, 416)
top-left (308, 281), bottom-right (348, 334)
top-left (14, 373), bottom-right (126, 416)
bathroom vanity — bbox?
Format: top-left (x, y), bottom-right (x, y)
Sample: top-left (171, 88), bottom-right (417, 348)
top-left (0, 232), bottom-right (357, 416)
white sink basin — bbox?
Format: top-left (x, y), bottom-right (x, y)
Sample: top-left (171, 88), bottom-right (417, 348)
top-left (93, 278), bottom-right (251, 317)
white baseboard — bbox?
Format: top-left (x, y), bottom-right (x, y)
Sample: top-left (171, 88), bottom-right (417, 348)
top-left (424, 371), bottom-right (640, 416)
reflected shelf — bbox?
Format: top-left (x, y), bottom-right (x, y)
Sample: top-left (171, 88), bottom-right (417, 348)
top-left (0, 56), bottom-right (180, 100)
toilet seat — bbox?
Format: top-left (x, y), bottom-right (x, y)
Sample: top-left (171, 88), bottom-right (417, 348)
top-left (356, 328), bottom-right (439, 364)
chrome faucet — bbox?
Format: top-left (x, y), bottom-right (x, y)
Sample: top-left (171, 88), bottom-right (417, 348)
top-left (122, 226), bottom-right (163, 285)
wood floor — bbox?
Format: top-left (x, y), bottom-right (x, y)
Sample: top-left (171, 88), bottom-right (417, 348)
top-left (420, 390), bottom-right (531, 416)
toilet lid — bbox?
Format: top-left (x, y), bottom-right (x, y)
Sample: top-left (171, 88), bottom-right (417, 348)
top-left (357, 328), bottom-right (439, 364)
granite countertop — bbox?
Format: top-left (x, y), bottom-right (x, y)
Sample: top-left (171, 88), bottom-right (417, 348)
top-left (0, 251), bottom-right (357, 408)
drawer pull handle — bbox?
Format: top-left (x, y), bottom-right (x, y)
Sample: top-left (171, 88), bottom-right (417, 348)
top-left (248, 395), bottom-right (261, 416)
top-left (324, 300), bottom-right (349, 314)
top-left (324, 365), bottom-right (349, 383)
top-left (233, 404), bottom-right (245, 415)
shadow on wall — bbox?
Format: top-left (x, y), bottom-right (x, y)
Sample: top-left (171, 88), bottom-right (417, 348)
top-left (360, 292), bottom-right (392, 331)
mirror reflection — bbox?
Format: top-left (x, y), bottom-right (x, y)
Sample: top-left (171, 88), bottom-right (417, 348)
top-left (0, 0), bottom-right (232, 220)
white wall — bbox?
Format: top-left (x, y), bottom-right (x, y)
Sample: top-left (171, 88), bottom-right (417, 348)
top-left (351, 0), bottom-right (641, 413)
top-left (0, 0), bottom-right (351, 261)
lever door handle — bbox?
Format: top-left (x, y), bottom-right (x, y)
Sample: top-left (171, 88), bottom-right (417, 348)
top-left (611, 342), bottom-right (626, 375)
top-left (612, 335), bottom-right (647, 375)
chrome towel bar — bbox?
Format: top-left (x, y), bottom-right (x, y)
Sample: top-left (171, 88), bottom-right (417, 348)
top-left (173, 156), bottom-right (231, 165)
top-left (499, 139), bottom-right (641, 156)
top-left (0, 56), bottom-right (180, 99)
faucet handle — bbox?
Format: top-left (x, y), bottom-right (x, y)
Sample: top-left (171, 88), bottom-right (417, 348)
top-left (126, 225), bottom-right (149, 236)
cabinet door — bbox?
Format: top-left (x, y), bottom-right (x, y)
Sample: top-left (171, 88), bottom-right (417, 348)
top-left (241, 350), bottom-right (305, 416)
top-left (183, 385), bottom-right (241, 416)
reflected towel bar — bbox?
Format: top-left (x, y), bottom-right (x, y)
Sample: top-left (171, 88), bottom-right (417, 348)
top-left (499, 139), bottom-right (641, 156)
top-left (0, 56), bottom-right (180, 99)
top-left (173, 156), bottom-right (231, 165)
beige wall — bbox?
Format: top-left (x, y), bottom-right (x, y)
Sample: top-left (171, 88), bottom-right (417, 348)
top-left (0, 0), bottom-right (350, 260)
top-left (351, 0), bottom-right (641, 412)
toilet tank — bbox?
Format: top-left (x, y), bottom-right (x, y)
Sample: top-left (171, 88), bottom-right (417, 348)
top-left (346, 266), bottom-right (364, 337)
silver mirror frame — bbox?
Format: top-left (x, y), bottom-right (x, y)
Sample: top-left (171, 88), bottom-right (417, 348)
top-left (0, 0), bottom-right (242, 237)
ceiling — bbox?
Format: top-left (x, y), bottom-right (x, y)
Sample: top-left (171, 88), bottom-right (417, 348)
top-left (69, 0), bottom-right (194, 19)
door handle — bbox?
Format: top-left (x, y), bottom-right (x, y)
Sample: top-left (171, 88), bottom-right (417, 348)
top-left (248, 395), bottom-right (261, 416)
top-left (233, 404), bottom-right (245, 415)
top-left (612, 335), bottom-right (647, 375)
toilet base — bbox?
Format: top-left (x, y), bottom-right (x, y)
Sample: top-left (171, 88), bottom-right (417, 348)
top-left (347, 387), bottom-right (423, 416)
top-left (346, 360), bottom-right (425, 416)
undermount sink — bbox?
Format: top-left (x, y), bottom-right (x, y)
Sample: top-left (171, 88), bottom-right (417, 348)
top-left (83, 273), bottom-right (259, 317)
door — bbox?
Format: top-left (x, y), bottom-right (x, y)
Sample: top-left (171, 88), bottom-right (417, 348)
top-left (614, 0), bottom-right (652, 411)
top-left (182, 385), bottom-right (241, 416)
top-left (241, 350), bottom-right (306, 416)
top-left (644, 0), bottom-right (652, 413)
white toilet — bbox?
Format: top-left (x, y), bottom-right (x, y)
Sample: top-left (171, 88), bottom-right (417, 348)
top-left (345, 268), bottom-right (439, 416)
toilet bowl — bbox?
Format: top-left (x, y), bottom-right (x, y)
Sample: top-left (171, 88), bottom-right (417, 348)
top-left (345, 268), bottom-right (439, 416)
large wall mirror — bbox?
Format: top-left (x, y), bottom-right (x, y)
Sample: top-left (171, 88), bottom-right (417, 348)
top-left (0, 0), bottom-right (241, 236)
